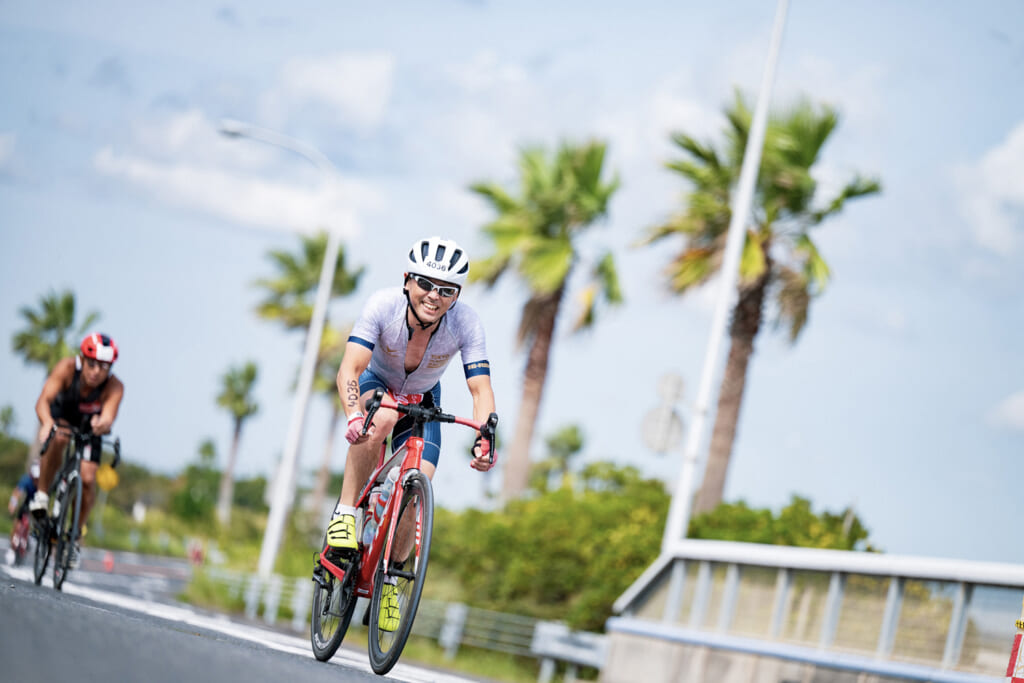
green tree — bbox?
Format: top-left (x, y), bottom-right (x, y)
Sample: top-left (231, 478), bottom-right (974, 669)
top-left (254, 231), bottom-right (363, 334)
top-left (254, 232), bottom-right (362, 520)
top-left (12, 289), bottom-right (100, 373)
top-left (0, 405), bottom-right (14, 435)
top-left (471, 140), bottom-right (622, 502)
top-left (529, 423), bottom-right (584, 493)
top-left (171, 439), bottom-right (219, 523)
top-left (640, 92), bottom-right (881, 514)
top-left (215, 362), bottom-right (259, 525)
top-left (688, 495), bottom-right (873, 551)
top-left (307, 323), bottom-right (349, 521)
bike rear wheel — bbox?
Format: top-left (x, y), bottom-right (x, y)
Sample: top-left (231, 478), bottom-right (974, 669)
top-left (367, 471), bottom-right (433, 675)
top-left (53, 472), bottom-right (82, 591)
top-left (310, 547), bottom-right (358, 660)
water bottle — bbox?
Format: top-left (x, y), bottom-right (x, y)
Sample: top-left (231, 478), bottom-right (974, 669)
top-left (364, 468), bottom-right (400, 546)
top-left (362, 489), bottom-right (381, 546)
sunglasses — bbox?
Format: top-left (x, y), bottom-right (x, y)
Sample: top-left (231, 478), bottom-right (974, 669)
top-left (84, 358), bottom-right (112, 371)
top-left (412, 275), bottom-right (459, 298)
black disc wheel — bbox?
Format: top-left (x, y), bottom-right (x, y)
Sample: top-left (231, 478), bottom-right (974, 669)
top-left (52, 473), bottom-right (81, 591)
top-left (367, 471), bottom-right (433, 675)
top-left (310, 556), bottom-right (358, 661)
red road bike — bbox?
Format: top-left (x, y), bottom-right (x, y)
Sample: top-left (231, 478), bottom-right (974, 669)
top-left (309, 389), bottom-right (497, 675)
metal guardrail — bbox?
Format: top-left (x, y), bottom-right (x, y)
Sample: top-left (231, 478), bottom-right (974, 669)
top-left (201, 568), bottom-right (606, 681)
top-left (610, 540), bottom-right (1024, 682)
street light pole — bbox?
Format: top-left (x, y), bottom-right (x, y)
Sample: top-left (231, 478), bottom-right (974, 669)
top-left (219, 119), bottom-right (343, 578)
top-left (661, 0), bottom-right (790, 553)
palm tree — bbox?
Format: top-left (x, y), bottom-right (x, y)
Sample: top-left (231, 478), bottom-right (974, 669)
top-left (215, 362), bottom-right (260, 525)
top-left (471, 140), bottom-right (622, 502)
top-left (529, 423), bottom-right (584, 493)
top-left (639, 92), bottom-right (881, 515)
top-left (254, 230), bottom-right (363, 334)
top-left (306, 323), bottom-right (349, 522)
top-left (12, 289), bottom-right (100, 373)
top-left (254, 231), bottom-right (363, 520)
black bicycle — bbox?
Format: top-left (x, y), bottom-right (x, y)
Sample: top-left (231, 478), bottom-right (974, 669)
top-left (33, 419), bottom-right (120, 590)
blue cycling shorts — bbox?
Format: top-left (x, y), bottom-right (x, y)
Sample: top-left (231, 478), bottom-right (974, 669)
top-left (359, 369), bottom-right (442, 467)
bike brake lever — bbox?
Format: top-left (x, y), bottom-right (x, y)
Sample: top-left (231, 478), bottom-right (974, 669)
top-left (482, 413), bottom-right (499, 465)
top-left (362, 389), bottom-right (385, 436)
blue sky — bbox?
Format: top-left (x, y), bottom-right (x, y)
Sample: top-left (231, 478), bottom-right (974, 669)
top-left (1, 1), bottom-right (1022, 565)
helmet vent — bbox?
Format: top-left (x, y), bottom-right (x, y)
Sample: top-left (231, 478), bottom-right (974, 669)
top-left (420, 242), bottom-right (430, 260)
top-left (435, 244), bottom-right (447, 262)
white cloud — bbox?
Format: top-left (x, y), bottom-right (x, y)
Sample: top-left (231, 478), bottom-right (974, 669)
top-left (953, 121), bottom-right (1024, 254)
top-left (446, 50), bottom-right (528, 92)
top-left (989, 391), bottom-right (1024, 431)
top-left (92, 110), bottom-right (384, 236)
top-left (269, 52), bottom-right (396, 130)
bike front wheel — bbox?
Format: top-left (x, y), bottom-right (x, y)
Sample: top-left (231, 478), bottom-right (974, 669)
top-left (53, 473), bottom-right (82, 591)
top-left (310, 555), bottom-right (358, 661)
top-left (367, 471), bottom-right (434, 675)
top-left (32, 515), bottom-right (51, 584)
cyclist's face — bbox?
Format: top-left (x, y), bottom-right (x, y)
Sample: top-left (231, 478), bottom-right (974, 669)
top-left (81, 356), bottom-right (112, 385)
top-left (406, 274), bottom-right (459, 324)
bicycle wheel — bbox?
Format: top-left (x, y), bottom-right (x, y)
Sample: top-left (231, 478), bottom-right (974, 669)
top-left (367, 471), bottom-right (433, 675)
top-left (53, 472), bottom-right (82, 591)
top-left (32, 510), bottom-right (52, 585)
top-left (310, 555), bottom-right (358, 661)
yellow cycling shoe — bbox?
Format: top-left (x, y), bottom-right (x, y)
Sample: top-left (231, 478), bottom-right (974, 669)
top-left (326, 514), bottom-right (357, 551)
top-left (379, 580), bottom-right (401, 632)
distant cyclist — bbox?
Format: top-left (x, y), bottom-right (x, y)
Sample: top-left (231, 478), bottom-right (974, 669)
top-left (29, 333), bottom-right (124, 566)
top-left (325, 236), bottom-right (498, 630)
top-left (6, 460), bottom-right (39, 564)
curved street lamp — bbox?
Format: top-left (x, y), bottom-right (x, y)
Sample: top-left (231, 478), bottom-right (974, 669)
top-left (219, 118), bottom-right (344, 578)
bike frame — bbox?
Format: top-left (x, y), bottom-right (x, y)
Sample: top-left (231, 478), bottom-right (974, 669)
top-left (319, 415), bottom-right (426, 600)
top-left (318, 392), bottom-right (489, 600)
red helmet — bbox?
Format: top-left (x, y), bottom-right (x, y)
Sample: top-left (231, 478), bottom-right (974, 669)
top-left (80, 333), bottom-right (119, 364)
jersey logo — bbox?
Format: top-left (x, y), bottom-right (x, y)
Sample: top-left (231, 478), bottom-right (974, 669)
top-left (426, 353), bottom-right (451, 369)
top-left (381, 341), bottom-right (399, 356)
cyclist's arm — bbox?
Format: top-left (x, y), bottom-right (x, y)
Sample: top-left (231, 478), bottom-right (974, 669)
top-left (466, 374), bottom-right (496, 424)
top-left (466, 374), bottom-right (497, 471)
top-left (91, 375), bottom-right (124, 435)
top-left (35, 358), bottom-right (74, 442)
top-left (337, 341), bottom-right (373, 419)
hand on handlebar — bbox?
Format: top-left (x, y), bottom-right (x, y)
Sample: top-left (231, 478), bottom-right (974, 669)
top-left (470, 437), bottom-right (495, 472)
top-left (345, 413), bottom-right (370, 445)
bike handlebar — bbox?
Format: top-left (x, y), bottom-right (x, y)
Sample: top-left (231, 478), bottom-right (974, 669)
top-left (362, 388), bottom-right (499, 465)
top-left (40, 422), bottom-right (122, 468)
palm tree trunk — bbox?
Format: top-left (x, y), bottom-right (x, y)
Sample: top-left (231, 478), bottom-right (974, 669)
top-left (501, 289), bottom-right (563, 503)
top-left (216, 421), bottom-right (242, 525)
top-left (694, 270), bottom-right (769, 515)
top-left (309, 401), bottom-right (341, 522)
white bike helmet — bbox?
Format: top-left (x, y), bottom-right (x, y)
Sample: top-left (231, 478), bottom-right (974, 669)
top-left (406, 236), bottom-right (470, 288)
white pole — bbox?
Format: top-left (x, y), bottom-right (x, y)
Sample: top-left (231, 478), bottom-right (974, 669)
top-left (661, 0), bottom-right (790, 554)
top-left (218, 120), bottom-right (343, 578)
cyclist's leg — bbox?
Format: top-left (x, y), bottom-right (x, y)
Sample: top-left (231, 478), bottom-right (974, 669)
top-left (328, 371), bottom-right (399, 551)
top-left (388, 383), bottom-right (441, 563)
top-left (32, 416), bottom-right (70, 513)
top-left (78, 436), bottom-right (101, 531)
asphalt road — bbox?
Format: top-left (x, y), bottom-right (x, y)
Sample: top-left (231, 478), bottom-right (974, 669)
top-left (0, 564), bottom-right (478, 683)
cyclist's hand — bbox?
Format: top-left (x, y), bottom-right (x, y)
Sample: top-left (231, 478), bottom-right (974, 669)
top-left (345, 414), bottom-right (369, 445)
top-left (37, 422), bottom-right (54, 447)
top-left (470, 437), bottom-right (494, 472)
top-left (90, 413), bottom-right (113, 435)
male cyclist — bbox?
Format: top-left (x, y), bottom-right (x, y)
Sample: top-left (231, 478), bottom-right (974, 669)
top-left (326, 236), bottom-right (497, 631)
top-left (29, 333), bottom-right (124, 567)
top-left (6, 461), bottom-right (39, 564)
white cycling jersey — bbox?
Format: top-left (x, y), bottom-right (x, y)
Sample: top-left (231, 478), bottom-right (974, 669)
top-left (348, 287), bottom-right (490, 395)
